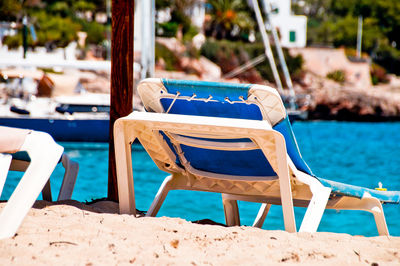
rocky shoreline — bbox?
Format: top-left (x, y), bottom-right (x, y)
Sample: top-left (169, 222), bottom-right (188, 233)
top-left (292, 48), bottom-right (400, 121)
top-left (298, 73), bottom-right (400, 122)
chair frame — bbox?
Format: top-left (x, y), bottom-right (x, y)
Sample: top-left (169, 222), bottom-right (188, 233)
top-left (114, 111), bottom-right (390, 235)
top-left (7, 152), bottom-right (78, 201)
top-left (222, 165), bottom-right (389, 235)
top-left (0, 130), bottom-right (78, 239)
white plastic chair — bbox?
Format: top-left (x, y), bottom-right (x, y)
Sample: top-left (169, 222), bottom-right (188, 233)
top-left (113, 78), bottom-right (399, 236)
top-left (0, 130), bottom-right (78, 239)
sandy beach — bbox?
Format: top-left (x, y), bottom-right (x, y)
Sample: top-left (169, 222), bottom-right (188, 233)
top-left (0, 201), bottom-right (399, 265)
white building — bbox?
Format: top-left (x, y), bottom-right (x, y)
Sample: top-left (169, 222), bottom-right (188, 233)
top-left (155, 0), bottom-right (206, 30)
top-left (184, 0), bottom-right (206, 29)
top-left (265, 0), bottom-right (307, 48)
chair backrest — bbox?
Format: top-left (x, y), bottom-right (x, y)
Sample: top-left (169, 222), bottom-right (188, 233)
top-left (138, 78), bottom-right (313, 177)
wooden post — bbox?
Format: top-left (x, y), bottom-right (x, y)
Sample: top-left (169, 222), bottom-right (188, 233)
top-left (109, 0), bottom-right (134, 201)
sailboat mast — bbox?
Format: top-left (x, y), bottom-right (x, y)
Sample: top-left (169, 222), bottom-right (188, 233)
top-left (262, 0), bottom-right (296, 109)
top-left (251, 0), bottom-right (284, 95)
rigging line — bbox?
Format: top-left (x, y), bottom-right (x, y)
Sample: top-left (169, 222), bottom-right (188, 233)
top-left (262, 0), bottom-right (296, 110)
top-left (251, 0), bottom-right (284, 95)
top-left (223, 54), bottom-right (267, 79)
top-left (165, 92), bottom-right (180, 114)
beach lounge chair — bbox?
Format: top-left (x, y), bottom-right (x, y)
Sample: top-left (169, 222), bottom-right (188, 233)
top-left (114, 78), bottom-right (400, 235)
top-left (0, 126), bottom-right (79, 239)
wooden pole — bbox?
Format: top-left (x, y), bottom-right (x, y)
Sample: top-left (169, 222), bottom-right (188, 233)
top-left (109, 0), bottom-right (134, 201)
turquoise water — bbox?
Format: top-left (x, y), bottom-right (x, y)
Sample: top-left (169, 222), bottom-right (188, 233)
top-left (2, 121), bottom-right (400, 236)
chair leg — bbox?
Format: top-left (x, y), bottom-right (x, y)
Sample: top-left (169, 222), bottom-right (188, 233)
top-left (222, 194), bottom-right (240, 226)
top-left (57, 154), bottom-right (79, 201)
top-left (0, 131), bottom-right (63, 240)
top-left (253, 203), bottom-right (271, 228)
top-left (330, 195), bottom-right (390, 236)
top-left (114, 121), bottom-right (136, 215)
top-left (0, 154), bottom-right (12, 198)
top-left (299, 185), bottom-right (331, 233)
top-left (146, 175), bottom-right (174, 217)
top-left (274, 135), bottom-right (296, 233)
top-left (41, 180), bottom-right (52, 201)
top-left (368, 198), bottom-right (389, 236)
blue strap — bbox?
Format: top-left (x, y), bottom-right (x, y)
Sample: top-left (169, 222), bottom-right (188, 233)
top-left (162, 78), bottom-right (252, 101)
top-left (273, 117), bottom-right (314, 176)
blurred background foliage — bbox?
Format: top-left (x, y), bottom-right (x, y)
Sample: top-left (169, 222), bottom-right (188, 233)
top-left (1, 0), bottom-right (400, 79)
top-left (1, 0), bottom-right (106, 49)
top-left (294, 0), bottom-right (400, 75)
top-left (200, 39), bottom-right (303, 84)
top-left (204, 0), bottom-right (254, 40)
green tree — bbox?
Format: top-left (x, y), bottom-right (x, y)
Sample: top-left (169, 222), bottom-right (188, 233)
top-left (82, 21), bottom-right (106, 45)
top-left (34, 11), bottom-right (81, 47)
top-left (73, 0), bottom-right (96, 12)
top-left (301, 0), bottom-right (332, 18)
top-left (0, 0), bottom-right (22, 20)
top-left (48, 2), bottom-right (71, 17)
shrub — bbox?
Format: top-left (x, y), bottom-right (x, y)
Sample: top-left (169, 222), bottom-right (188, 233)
top-left (184, 42), bottom-right (200, 59)
top-left (155, 42), bottom-right (181, 71)
top-left (344, 47), bottom-right (368, 59)
top-left (327, 70), bottom-right (346, 83)
top-left (182, 25), bottom-right (198, 42)
top-left (200, 39), bottom-right (304, 85)
top-left (33, 11), bottom-right (81, 47)
top-left (370, 63), bottom-right (389, 85)
top-left (374, 44), bottom-right (400, 76)
top-left (156, 22), bottom-right (179, 38)
top-left (82, 21), bottom-right (105, 45)
top-left (3, 35), bottom-right (21, 49)
top-left (200, 40), bottom-right (220, 62)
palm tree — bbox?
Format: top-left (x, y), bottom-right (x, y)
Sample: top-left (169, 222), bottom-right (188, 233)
top-left (206, 0), bottom-right (254, 39)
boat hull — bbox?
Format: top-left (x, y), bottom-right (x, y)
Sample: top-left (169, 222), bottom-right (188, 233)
top-left (0, 117), bottom-right (109, 142)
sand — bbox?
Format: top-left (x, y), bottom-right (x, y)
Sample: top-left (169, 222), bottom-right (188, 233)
top-left (0, 200), bottom-right (399, 265)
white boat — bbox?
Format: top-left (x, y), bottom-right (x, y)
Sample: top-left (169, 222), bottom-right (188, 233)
top-left (0, 93), bottom-right (111, 142)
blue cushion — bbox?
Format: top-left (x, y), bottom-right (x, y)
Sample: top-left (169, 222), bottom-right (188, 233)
top-left (160, 132), bottom-right (276, 177)
top-left (180, 144), bottom-right (276, 176)
top-left (159, 79), bottom-right (311, 178)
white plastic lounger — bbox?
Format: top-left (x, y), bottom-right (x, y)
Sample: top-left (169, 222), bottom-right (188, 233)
top-left (0, 126), bottom-right (79, 239)
top-left (114, 111), bottom-right (297, 232)
top-left (114, 78), bottom-right (400, 236)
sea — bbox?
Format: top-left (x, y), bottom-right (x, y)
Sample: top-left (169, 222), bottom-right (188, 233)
top-left (2, 121), bottom-right (400, 237)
